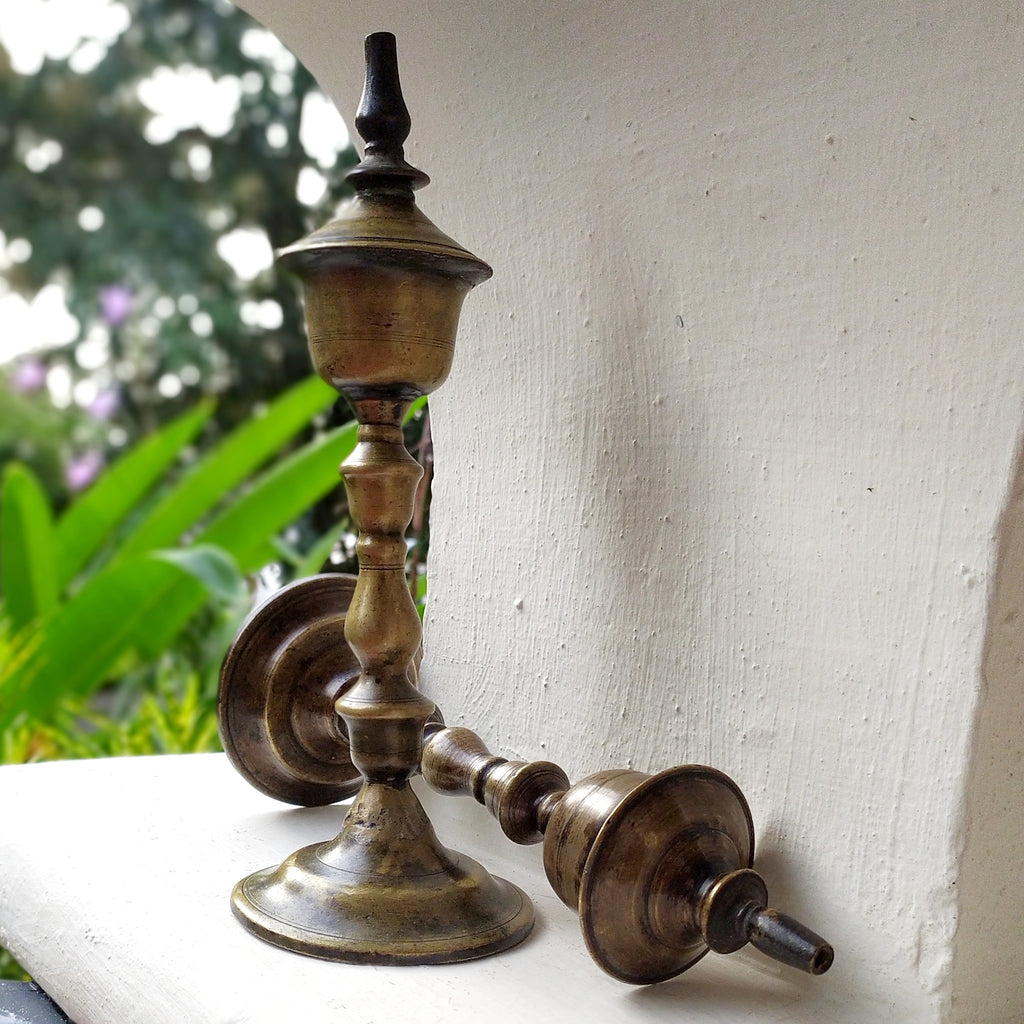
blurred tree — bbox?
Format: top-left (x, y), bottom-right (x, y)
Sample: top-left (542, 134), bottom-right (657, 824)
top-left (0, 0), bottom-right (358, 507)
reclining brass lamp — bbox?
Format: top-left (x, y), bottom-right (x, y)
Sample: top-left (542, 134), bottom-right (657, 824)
top-left (219, 31), bottom-right (834, 984)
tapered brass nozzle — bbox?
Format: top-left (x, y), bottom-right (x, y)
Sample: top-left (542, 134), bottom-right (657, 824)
top-left (700, 868), bottom-right (834, 974)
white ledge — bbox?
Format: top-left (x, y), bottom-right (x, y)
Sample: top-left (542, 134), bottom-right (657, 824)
top-left (1, 754), bottom-right (888, 1023)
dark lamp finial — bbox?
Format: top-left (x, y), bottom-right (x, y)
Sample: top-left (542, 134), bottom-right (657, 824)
top-left (355, 33), bottom-right (410, 154)
top-left (346, 31), bottom-right (430, 192)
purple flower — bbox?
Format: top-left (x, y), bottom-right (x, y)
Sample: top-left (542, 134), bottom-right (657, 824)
top-left (87, 388), bottom-right (120, 421)
top-left (98, 284), bottom-right (133, 328)
top-left (10, 358), bottom-right (47, 393)
top-left (64, 450), bottom-right (104, 492)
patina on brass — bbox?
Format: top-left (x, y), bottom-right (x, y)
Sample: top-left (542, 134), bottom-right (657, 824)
top-left (219, 574), bottom-right (362, 806)
top-left (421, 724), bottom-right (834, 984)
top-left (222, 32), bottom-right (532, 964)
top-left (219, 573), bottom-right (430, 806)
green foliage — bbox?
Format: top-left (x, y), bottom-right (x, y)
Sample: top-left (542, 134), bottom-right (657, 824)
top-left (0, 462), bottom-right (58, 628)
top-left (0, 0), bottom-right (358, 497)
top-left (53, 399), bottom-right (214, 584)
top-left (413, 571), bottom-right (428, 619)
top-left (0, 948), bottom-right (28, 982)
top-left (1, 662), bottom-right (221, 763)
top-left (0, 374), bottom-right (353, 733)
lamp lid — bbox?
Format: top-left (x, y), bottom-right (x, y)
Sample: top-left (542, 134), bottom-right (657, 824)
top-left (277, 32), bottom-right (491, 287)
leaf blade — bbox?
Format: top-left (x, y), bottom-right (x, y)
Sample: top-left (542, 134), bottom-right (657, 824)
top-left (54, 400), bottom-right (215, 589)
top-left (136, 420), bottom-right (359, 655)
top-left (115, 376), bottom-right (337, 560)
top-left (1, 463), bottom-right (58, 629)
top-left (150, 544), bottom-right (245, 604)
top-left (197, 418), bottom-right (358, 571)
top-left (0, 555), bottom-right (199, 729)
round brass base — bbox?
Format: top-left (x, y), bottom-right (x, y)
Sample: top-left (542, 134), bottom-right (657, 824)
top-left (218, 574), bottom-right (363, 806)
top-left (232, 782), bottom-right (534, 964)
top-left (576, 766), bottom-right (754, 984)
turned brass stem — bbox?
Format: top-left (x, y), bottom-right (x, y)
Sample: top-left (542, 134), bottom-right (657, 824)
top-left (335, 413), bottom-right (431, 786)
top-left (422, 723), bottom-right (570, 844)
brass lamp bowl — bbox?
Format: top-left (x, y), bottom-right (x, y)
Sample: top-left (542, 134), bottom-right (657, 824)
top-left (278, 197), bottom-right (491, 401)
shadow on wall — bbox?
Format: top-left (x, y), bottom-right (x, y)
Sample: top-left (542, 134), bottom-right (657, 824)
top-left (950, 414), bottom-right (1024, 1024)
top-left (577, 213), bottom-right (716, 772)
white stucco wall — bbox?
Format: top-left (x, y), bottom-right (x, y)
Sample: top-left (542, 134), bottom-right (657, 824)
top-left (238, 3), bottom-right (1024, 1021)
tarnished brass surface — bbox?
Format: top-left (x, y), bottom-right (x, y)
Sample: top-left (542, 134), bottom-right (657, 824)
top-left (218, 572), bottom-right (434, 805)
top-left (421, 724), bottom-right (570, 844)
top-left (218, 575), bottom-right (362, 806)
top-left (232, 781), bottom-right (532, 964)
top-left (276, 38), bottom-right (490, 403)
top-left (224, 31), bottom-right (533, 964)
top-left (421, 724), bottom-right (834, 984)
top-left (569, 767), bottom-right (752, 983)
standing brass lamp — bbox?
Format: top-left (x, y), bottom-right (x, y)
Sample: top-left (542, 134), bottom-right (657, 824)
top-left (221, 31), bottom-right (531, 964)
top-left (220, 31), bottom-right (834, 985)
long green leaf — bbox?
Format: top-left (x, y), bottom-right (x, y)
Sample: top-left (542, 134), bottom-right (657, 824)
top-left (143, 396), bottom-right (424, 642)
top-left (136, 419), bottom-right (359, 657)
top-left (116, 375), bottom-right (337, 561)
top-left (198, 419), bottom-right (359, 571)
top-left (54, 400), bottom-right (214, 589)
top-left (150, 544), bottom-right (246, 604)
top-left (0, 554), bottom-right (205, 729)
top-left (1, 463), bottom-right (58, 630)
top-left (205, 395), bottom-right (424, 571)
top-left (84, 396), bottom-right (418, 665)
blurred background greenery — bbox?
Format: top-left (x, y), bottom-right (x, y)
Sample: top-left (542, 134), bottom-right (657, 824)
top-left (0, 0), bottom-right (434, 981)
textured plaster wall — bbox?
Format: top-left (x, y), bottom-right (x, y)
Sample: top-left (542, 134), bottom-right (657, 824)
top-left (238, 2), bottom-right (1024, 1020)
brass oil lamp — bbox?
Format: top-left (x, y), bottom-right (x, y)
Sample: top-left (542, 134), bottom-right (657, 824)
top-left (219, 31), bottom-right (834, 984)
top-left (220, 31), bottom-right (531, 964)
